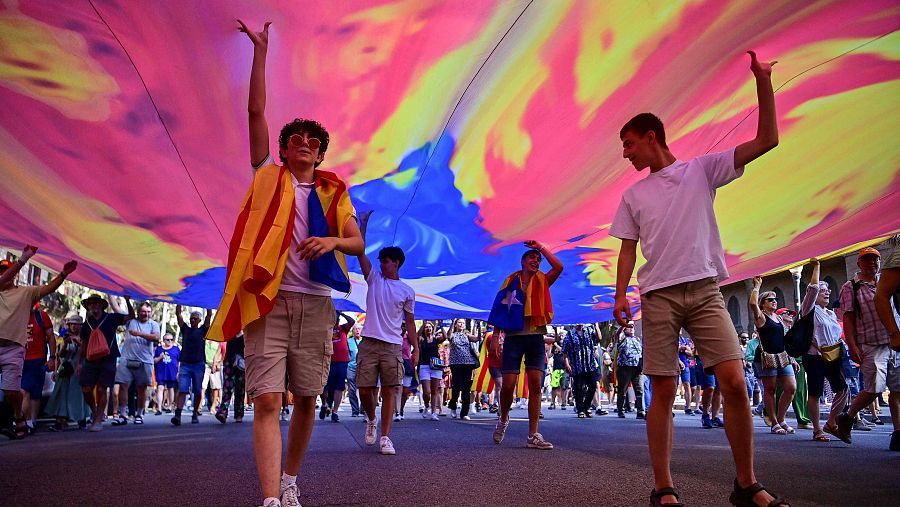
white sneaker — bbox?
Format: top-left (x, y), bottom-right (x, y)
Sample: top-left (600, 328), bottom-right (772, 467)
top-left (451, 409), bottom-right (458, 419)
top-left (280, 483), bottom-right (301, 507)
top-left (430, 412), bottom-right (440, 421)
top-left (527, 432), bottom-right (553, 450)
top-left (422, 409), bottom-right (431, 420)
top-left (379, 436), bottom-right (396, 455)
top-left (400, 414), bottom-right (404, 420)
top-left (365, 418), bottom-right (377, 445)
top-left (393, 413), bottom-right (401, 422)
top-left (462, 415), bottom-right (471, 421)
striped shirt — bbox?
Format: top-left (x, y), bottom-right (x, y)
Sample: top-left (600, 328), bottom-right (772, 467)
top-left (562, 327), bottom-right (599, 374)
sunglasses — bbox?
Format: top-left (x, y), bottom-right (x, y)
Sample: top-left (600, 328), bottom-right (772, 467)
top-left (287, 134), bottom-right (321, 150)
top-left (764, 298), bottom-right (778, 302)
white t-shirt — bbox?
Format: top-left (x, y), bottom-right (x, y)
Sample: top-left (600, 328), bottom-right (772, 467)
top-left (360, 269), bottom-right (415, 345)
top-left (610, 148), bottom-right (743, 293)
top-left (253, 155), bottom-right (332, 296)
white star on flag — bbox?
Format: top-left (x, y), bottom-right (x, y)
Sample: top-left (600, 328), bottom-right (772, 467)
top-left (501, 289), bottom-right (522, 311)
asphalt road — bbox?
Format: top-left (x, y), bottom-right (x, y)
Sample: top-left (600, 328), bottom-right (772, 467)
top-left (1, 402), bottom-right (896, 506)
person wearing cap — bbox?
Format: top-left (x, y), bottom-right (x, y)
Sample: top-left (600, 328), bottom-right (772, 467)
top-left (791, 259), bottom-right (848, 442)
top-left (748, 277), bottom-right (797, 435)
top-left (835, 247), bottom-right (900, 450)
top-left (0, 245), bottom-right (76, 440)
top-left (172, 305), bottom-right (211, 426)
top-left (46, 315), bottom-right (91, 431)
top-left (76, 292), bottom-right (135, 432)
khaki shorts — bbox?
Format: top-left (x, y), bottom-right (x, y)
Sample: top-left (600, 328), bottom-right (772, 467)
top-left (356, 337), bottom-right (403, 388)
top-left (641, 277), bottom-right (743, 376)
top-left (244, 291), bottom-right (335, 398)
top-left (859, 343), bottom-right (900, 394)
top-left (0, 340), bottom-right (25, 392)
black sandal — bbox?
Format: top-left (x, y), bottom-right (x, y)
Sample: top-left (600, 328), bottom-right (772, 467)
top-left (729, 479), bottom-right (790, 506)
top-left (650, 487), bottom-right (684, 506)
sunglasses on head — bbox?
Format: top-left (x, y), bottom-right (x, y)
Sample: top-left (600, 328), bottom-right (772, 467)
top-left (287, 133), bottom-right (321, 150)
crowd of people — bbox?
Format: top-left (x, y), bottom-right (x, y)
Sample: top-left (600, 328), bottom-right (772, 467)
top-left (2, 21), bottom-right (900, 507)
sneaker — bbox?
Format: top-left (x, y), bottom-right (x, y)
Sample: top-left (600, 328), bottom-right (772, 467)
top-left (711, 417), bottom-right (724, 428)
top-left (636, 412), bottom-right (646, 420)
top-left (693, 409), bottom-right (703, 415)
top-left (89, 422), bottom-right (103, 432)
top-left (871, 417), bottom-right (884, 426)
top-left (548, 404), bottom-right (556, 410)
top-left (155, 410), bottom-right (162, 416)
top-left (701, 414), bottom-right (713, 429)
top-left (584, 410), bottom-right (593, 419)
top-left (461, 415), bottom-right (471, 421)
top-left (331, 413), bottom-right (340, 423)
top-left (379, 436), bottom-right (396, 455)
top-left (191, 414), bottom-right (199, 424)
top-left (430, 413), bottom-right (440, 421)
top-left (493, 417), bottom-right (509, 444)
top-left (853, 419), bottom-right (872, 431)
top-left (422, 409), bottom-right (431, 420)
top-left (526, 432), bottom-right (553, 450)
top-left (684, 408), bottom-right (695, 416)
top-left (450, 409), bottom-right (457, 419)
top-left (171, 415), bottom-right (181, 426)
top-left (595, 408), bottom-right (609, 416)
top-left (489, 404), bottom-right (498, 414)
top-left (890, 430), bottom-right (899, 451)
top-left (393, 413), bottom-right (401, 422)
top-left (835, 413), bottom-right (853, 444)
top-left (365, 418), bottom-right (377, 445)
top-left (617, 410), bottom-right (625, 419)
top-left (280, 483), bottom-right (301, 507)
top-left (577, 412), bottom-right (586, 419)
top-left (319, 405), bottom-right (328, 420)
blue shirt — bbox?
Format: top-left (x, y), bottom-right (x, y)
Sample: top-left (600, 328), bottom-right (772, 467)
top-left (154, 345), bottom-right (180, 382)
top-left (617, 334), bottom-right (643, 367)
top-left (348, 337), bottom-right (360, 367)
top-left (179, 324), bottom-right (208, 364)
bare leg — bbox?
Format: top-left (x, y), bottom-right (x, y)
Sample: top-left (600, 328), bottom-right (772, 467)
top-left (136, 386), bottom-right (148, 416)
top-left (808, 396), bottom-right (822, 433)
top-left (682, 381), bottom-right (692, 411)
top-left (761, 376), bottom-right (777, 425)
top-left (498, 373), bottom-right (517, 423)
top-left (776, 375), bottom-right (796, 424)
top-left (284, 395), bottom-right (317, 475)
top-left (647, 376), bottom-right (677, 503)
top-left (379, 387), bottom-right (395, 436)
top-left (252, 392), bottom-right (283, 499)
top-left (526, 369), bottom-right (543, 435)
top-left (332, 389), bottom-right (344, 414)
top-left (890, 392), bottom-right (900, 431)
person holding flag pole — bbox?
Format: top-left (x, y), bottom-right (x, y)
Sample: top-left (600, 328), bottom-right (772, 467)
top-left (487, 241), bottom-right (563, 449)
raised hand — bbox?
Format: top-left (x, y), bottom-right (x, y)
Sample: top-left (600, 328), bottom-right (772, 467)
top-left (613, 296), bottom-right (632, 327)
top-left (237, 19), bottom-right (271, 49)
top-left (753, 276), bottom-right (762, 288)
top-left (21, 245), bottom-right (37, 262)
top-left (747, 50), bottom-right (776, 78)
top-left (523, 240), bottom-right (545, 251)
top-left (62, 260), bottom-right (77, 275)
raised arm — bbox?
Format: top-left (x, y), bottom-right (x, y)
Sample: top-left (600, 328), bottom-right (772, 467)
top-left (355, 210), bottom-right (373, 278)
top-left (338, 311), bottom-right (356, 333)
top-left (734, 51), bottom-right (779, 168)
top-left (799, 259), bottom-right (820, 317)
top-left (175, 304), bottom-right (186, 328)
top-left (204, 308), bottom-right (212, 328)
top-left (1, 245), bottom-right (36, 287)
top-left (524, 240), bottom-right (563, 286)
top-left (38, 260), bottom-right (77, 298)
top-left (748, 276), bottom-right (765, 327)
top-left (237, 19), bottom-right (272, 167)
top-left (613, 239), bottom-right (638, 326)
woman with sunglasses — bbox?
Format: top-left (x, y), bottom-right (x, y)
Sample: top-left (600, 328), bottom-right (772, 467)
top-left (153, 333), bottom-right (180, 415)
top-left (445, 318), bottom-right (481, 420)
top-left (799, 259), bottom-right (848, 442)
top-left (748, 277), bottom-right (796, 435)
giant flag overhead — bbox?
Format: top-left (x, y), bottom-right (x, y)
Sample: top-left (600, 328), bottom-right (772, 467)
top-left (0, 1), bottom-right (898, 323)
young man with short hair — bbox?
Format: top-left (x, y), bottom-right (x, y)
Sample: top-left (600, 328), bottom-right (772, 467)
top-left (210, 21), bottom-right (364, 507)
top-left (490, 242), bottom-right (563, 450)
top-left (356, 211), bottom-right (418, 455)
top-left (0, 246), bottom-right (76, 439)
top-left (611, 52), bottom-right (786, 506)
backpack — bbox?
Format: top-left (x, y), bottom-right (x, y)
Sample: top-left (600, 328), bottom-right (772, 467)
top-left (85, 315), bottom-right (110, 362)
top-left (784, 309), bottom-right (814, 358)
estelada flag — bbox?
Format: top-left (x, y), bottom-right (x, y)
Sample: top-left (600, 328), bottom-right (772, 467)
top-left (486, 275), bottom-right (525, 331)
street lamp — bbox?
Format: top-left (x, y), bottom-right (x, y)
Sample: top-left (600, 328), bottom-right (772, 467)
top-left (789, 266), bottom-right (803, 312)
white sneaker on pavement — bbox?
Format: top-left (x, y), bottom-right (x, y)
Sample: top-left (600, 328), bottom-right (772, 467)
top-left (379, 436), bottom-right (396, 455)
top-left (493, 417), bottom-right (509, 444)
top-left (526, 432), bottom-right (553, 450)
top-left (365, 418), bottom-right (378, 445)
top-left (451, 409), bottom-right (457, 419)
top-left (430, 412), bottom-right (440, 421)
top-left (393, 413), bottom-right (401, 422)
top-left (422, 409), bottom-right (431, 420)
top-left (280, 484), bottom-right (301, 507)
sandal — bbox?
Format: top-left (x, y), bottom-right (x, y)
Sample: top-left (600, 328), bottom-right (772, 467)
top-left (729, 479), bottom-right (790, 506)
top-left (133, 415), bottom-right (143, 425)
top-left (812, 431), bottom-right (830, 442)
top-left (779, 422), bottom-right (795, 434)
top-left (770, 424), bottom-right (786, 435)
top-left (111, 414), bottom-right (128, 426)
top-left (650, 487), bottom-right (684, 506)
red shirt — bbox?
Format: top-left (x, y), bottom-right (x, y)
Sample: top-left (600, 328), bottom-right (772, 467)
top-left (331, 326), bottom-right (350, 363)
top-left (25, 310), bottom-right (53, 361)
